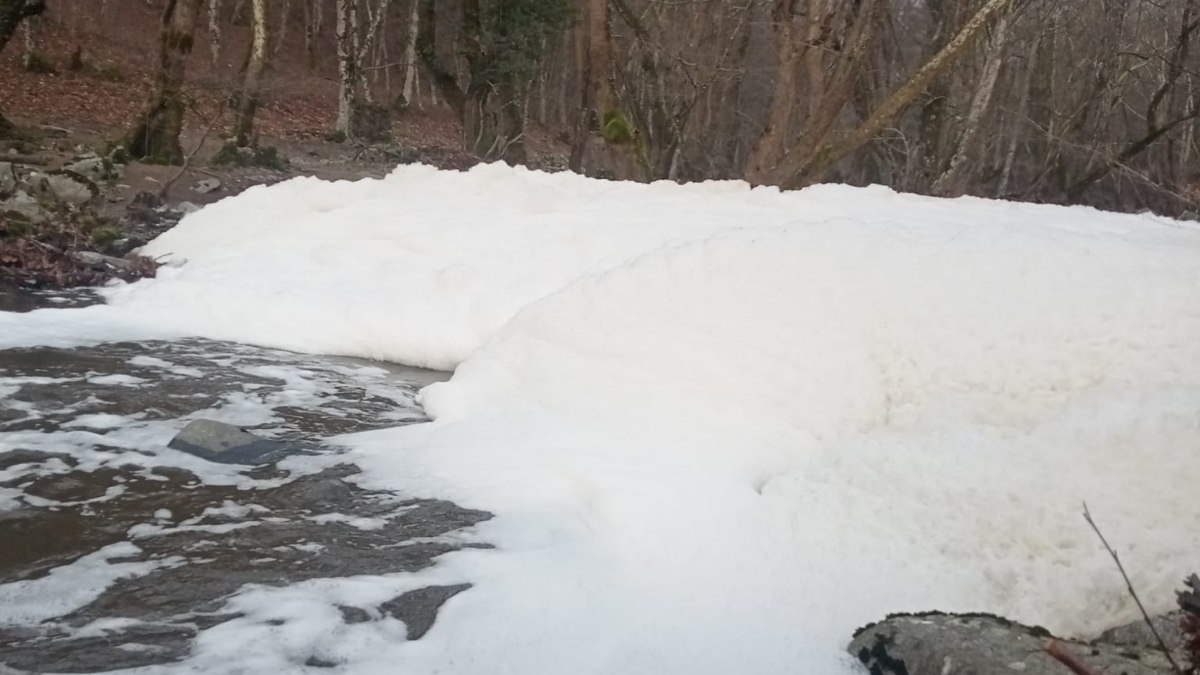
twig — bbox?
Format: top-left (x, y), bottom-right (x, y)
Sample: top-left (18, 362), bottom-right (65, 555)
top-left (1083, 502), bottom-right (1185, 675)
top-left (1044, 639), bottom-right (1101, 675)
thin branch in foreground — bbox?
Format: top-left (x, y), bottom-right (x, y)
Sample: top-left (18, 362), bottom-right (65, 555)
top-left (1083, 502), bottom-right (1185, 675)
top-left (1044, 639), bottom-right (1101, 675)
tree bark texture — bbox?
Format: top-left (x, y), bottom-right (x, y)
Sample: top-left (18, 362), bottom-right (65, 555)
top-left (127, 0), bottom-right (206, 165)
top-left (233, 0), bottom-right (270, 146)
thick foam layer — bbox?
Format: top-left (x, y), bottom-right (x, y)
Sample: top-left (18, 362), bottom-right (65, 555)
top-left (2, 164), bottom-right (1198, 674)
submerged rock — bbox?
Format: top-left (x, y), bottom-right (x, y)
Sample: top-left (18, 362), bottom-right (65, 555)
top-left (849, 613), bottom-right (1176, 675)
top-left (380, 584), bottom-right (472, 640)
top-left (168, 419), bottom-right (293, 465)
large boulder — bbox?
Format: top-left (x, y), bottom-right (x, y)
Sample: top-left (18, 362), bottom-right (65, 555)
top-left (168, 419), bottom-right (294, 465)
top-left (849, 613), bottom-right (1176, 675)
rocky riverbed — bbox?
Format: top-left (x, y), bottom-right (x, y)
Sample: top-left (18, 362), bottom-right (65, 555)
top-left (0, 333), bottom-right (491, 672)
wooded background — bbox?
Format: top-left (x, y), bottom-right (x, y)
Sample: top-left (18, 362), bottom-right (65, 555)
top-left (3, 0), bottom-right (1199, 216)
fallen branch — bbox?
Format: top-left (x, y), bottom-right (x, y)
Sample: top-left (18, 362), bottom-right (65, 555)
top-left (1043, 639), bottom-right (1101, 675)
top-left (1083, 503), bottom-right (1185, 675)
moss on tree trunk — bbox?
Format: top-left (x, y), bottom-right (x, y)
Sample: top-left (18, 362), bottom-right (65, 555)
top-left (126, 0), bottom-right (203, 165)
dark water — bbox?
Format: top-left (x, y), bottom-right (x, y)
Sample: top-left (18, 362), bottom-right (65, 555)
top-left (0, 336), bottom-right (485, 672)
top-left (0, 282), bottom-right (102, 313)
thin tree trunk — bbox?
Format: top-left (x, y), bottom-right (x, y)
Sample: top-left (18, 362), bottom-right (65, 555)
top-left (234, 0), bottom-right (270, 146)
top-left (334, 0), bottom-right (360, 136)
top-left (400, 0), bottom-right (419, 106)
top-left (932, 13), bottom-right (1010, 196)
top-left (274, 0), bottom-right (289, 55)
top-left (207, 0), bottom-right (221, 65)
top-left (997, 31), bottom-right (1038, 198)
top-left (302, 0), bottom-right (317, 69)
top-left (743, 0), bottom-right (800, 184)
top-left (19, 15), bottom-right (31, 68)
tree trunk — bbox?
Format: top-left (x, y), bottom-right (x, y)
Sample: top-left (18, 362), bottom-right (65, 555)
top-left (743, 0), bottom-right (800, 184)
top-left (400, 0), bottom-right (419, 107)
top-left (19, 15), bottom-right (32, 68)
top-left (0, 0), bottom-right (37, 137)
top-left (234, 0), bottom-right (270, 147)
top-left (302, 0), bottom-right (319, 69)
top-left (570, 0), bottom-right (637, 177)
top-left (207, 0), bottom-right (221, 65)
top-left (127, 0), bottom-right (206, 165)
top-left (334, 0), bottom-right (361, 137)
top-left (785, 0), bottom-right (1015, 188)
top-left (743, 0), bottom-right (881, 186)
top-left (0, 0), bottom-right (44, 54)
top-left (274, 0), bottom-right (290, 55)
top-left (932, 13), bottom-right (1010, 196)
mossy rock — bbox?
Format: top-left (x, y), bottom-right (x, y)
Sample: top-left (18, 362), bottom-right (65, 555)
top-left (212, 141), bottom-right (289, 170)
top-left (90, 224), bottom-right (122, 252)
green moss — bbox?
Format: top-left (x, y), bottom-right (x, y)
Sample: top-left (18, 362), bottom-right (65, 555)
top-left (211, 141), bottom-right (241, 166)
top-left (212, 141), bottom-right (289, 170)
top-left (90, 224), bottom-right (121, 251)
top-left (602, 110), bottom-right (636, 145)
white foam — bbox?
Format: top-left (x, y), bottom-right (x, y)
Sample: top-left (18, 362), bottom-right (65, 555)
top-left (1, 165), bottom-right (1198, 674)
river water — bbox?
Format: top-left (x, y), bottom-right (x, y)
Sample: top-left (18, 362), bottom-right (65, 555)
top-left (0, 285), bottom-right (487, 672)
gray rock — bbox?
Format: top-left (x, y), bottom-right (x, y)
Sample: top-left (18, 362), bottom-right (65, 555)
top-left (168, 419), bottom-right (292, 465)
top-left (850, 613), bottom-right (1175, 675)
top-left (379, 584), bottom-right (471, 640)
top-left (24, 170), bottom-right (99, 206)
top-left (1, 190), bottom-right (49, 223)
top-left (21, 171), bottom-right (51, 200)
top-left (0, 161), bottom-right (16, 194)
top-left (45, 170), bottom-right (100, 206)
top-left (176, 201), bottom-right (201, 214)
top-left (1096, 612), bottom-right (1187, 664)
top-left (192, 178), bottom-right (222, 194)
top-left (72, 250), bottom-right (131, 271)
top-left (338, 606), bottom-right (372, 624)
top-left (65, 155), bottom-right (118, 182)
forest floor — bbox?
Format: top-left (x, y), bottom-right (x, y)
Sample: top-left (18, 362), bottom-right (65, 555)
top-left (0, 0), bottom-right (570, 289)
top-left (0, 0), bottom-right (571, 197)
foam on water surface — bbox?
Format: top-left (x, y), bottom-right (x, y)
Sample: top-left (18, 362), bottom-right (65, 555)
top-left (1, 164), bottom-right (1198, 674)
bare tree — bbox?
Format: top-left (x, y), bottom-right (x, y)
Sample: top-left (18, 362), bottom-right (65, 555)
top-left (785, 0), bottom-right (1015, 187)
top-left (931, 11), bottom-right (1011, 195)
top-left (233, 0), bottom-right (270, 147)
top-left (334, 0), bottom-right (391, 139)
top-left (126, 0), bottom-right (207, 164)
top-left (208, 0), bottom-right (221, 65)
